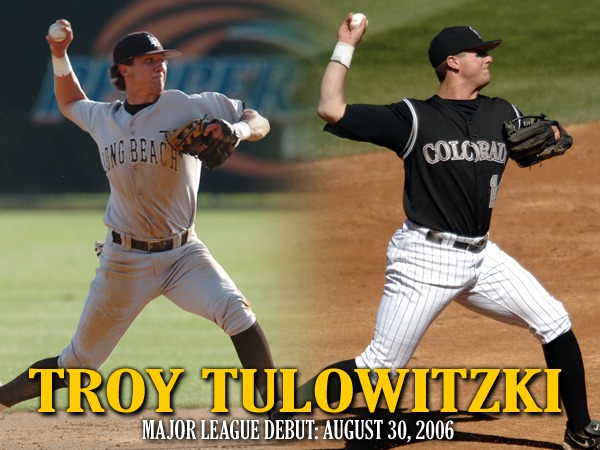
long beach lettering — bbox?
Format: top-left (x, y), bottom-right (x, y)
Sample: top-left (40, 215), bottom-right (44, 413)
top-left (100, 139), bottom-right (178, 173)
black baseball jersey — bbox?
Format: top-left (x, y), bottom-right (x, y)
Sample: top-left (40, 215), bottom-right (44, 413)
top-left (326, 95), bottom-right (520, 237)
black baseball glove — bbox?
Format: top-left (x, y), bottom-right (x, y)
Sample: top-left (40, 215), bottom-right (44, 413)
top-left (503, 114), bottom-right (573, 168)
top-left (163, 116), bottom-right (240, 170)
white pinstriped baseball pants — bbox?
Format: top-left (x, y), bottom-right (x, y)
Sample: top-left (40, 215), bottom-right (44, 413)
top-left (356, 220), bottom-right (571, 379)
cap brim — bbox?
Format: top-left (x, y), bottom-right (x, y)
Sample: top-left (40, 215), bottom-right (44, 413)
top-left (466, 39), bottom-right (502, 53)
top-left (145, 49), bottom-right (182, 59)
top-left (119, 49), bottom-right (181, 62)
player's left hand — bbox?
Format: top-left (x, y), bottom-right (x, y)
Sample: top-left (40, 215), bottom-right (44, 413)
top-left (504, 114), bottom-right (573, 168)
top-left (163, 117), bottom-right (240, 170)
top-left (203, 120), bottom-right (228, 140)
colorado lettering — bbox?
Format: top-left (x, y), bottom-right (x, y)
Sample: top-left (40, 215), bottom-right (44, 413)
top-left (100, 139), bottom-right (178, 173)
top-left (422, 140), bottom-right (507, 164)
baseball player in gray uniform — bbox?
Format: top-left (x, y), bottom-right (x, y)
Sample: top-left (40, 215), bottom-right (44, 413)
top-left (0, 20), bottom-right (280, 417)
top-left (291, 14), bottom-right (599, 449)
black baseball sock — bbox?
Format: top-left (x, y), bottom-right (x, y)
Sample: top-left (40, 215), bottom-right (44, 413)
top-left (231, 322), bottom-right (280, 409)
top-left (296, 358), bottom-right (363, 408)
top-left (542, 329), bottom-right (591, 432)
top-left (0, 356), bottom-right (67, 407)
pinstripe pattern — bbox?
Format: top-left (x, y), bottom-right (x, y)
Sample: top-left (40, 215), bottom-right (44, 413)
top-left (356, 220), bottom-right (570, 380)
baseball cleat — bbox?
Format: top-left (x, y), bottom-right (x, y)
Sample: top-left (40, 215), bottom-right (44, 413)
top-left (563, 420), bottom-right (600, 449)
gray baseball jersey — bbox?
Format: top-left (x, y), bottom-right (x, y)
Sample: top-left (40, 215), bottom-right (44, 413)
top-left (70, 89), bottom-right (243, 238)
top-left (58, 89), bottom-right (255, 370)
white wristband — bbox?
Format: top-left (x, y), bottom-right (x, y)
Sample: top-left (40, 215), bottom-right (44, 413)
top-left (232, 121), bottom-right (252, 141)
top-left (52, 54), bottom-right (73, 77)
top-left (330, 41), bottom-right (355, 69)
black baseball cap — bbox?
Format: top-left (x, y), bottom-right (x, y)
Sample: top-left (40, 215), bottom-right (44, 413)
top-left (113, 31), bottom-right (181, 64)
top-left (428, 26), bottom-right (501, 68)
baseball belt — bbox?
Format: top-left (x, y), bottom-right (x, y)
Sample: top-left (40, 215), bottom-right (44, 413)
top-left (425, 230), bottom-right (487, 254)
top-left (112, 230), bottom-right (189, 253)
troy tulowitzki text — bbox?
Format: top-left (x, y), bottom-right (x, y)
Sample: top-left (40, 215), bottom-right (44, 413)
top-left (30, 367), bottom-right (561, 414)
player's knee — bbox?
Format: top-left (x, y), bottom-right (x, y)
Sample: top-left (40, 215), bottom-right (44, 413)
top-left (219, 294), bottom-right (256, 336)
top-left (58, 344), bottom-right (104, 372)
top-left (537, 308), bottom-right (571, 344)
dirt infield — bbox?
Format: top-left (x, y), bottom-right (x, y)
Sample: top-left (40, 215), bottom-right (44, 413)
top-left (1, 122), bottom-right (599, 449)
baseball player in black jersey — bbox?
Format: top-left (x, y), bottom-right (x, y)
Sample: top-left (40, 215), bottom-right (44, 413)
top-left (292, 14), bottom-right (599, 449)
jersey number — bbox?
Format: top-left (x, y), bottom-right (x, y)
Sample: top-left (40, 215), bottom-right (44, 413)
top-left (489, 175), bottom-right (501, 208)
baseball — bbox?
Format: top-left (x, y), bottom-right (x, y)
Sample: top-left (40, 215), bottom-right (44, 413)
top-left (350, 13), bottom-right (367, 30)
top-left (48, 23), bottom-right (67, 42)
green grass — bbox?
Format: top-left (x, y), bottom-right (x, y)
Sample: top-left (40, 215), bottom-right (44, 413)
top-left (300, 0), bottom-right (600, 160)
top-left (0, 207), bottom-right (302, 412)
